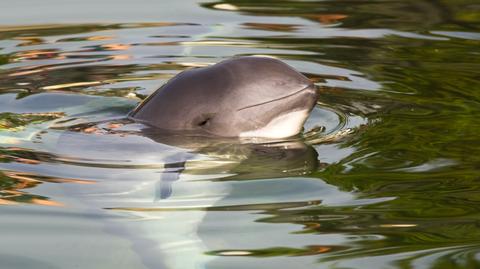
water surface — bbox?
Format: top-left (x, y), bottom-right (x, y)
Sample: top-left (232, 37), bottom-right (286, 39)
top-left (1, 1), bottom-right (479, 268)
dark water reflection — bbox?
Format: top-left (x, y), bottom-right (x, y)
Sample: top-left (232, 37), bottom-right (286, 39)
top-left (1, 0), bottom-right (479, 268)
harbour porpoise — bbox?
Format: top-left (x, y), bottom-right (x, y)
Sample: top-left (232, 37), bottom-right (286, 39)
top-left (44, 57), bottom-right (321, 269)
top-left (129, 56), bottom-right (318, 138)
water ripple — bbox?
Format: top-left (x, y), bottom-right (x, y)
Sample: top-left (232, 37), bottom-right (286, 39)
top-left (1, 1), bottom-right (479, 268)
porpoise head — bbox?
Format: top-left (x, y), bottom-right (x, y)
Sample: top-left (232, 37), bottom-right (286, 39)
top-left (129, 56), bottom-right (318, 138)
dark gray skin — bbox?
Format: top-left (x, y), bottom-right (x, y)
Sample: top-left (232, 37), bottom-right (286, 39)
top-left (129, 56), bottom-right (318, 138)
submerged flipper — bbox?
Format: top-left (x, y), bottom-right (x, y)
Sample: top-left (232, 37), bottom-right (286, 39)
top-left (155, 161), bottom-right (186, 200)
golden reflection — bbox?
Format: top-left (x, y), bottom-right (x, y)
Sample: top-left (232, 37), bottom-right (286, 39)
top-left (3, 171), bottom-right (95, 184)
top-left (13, 49), bottom-right (60, 61)
top-left (111, 54), bottom-right (131, 60)
top-left (212, 3), bottom-right (239, 11)
top-left (243, 23), bottom-right (299, 32)
top-left (0, 198), bottom-right (18, 205)
top-left (0, 22), bottom-right (185, 34)
top-left (217, 251), bottom-right (252, 256)
top-left (106, 123), bottom-right (123, 129)
top-left (306, 14), bottom-right (348, 24)
top-left (30, 198), bottom-right (64, 207)
top-left (40, 81), bottom-right (102, 90)
top-left (82, 126), bottom-right (102, 134)
top-left (69, 121), bottom-right (132, 135)
top-left (216, 245), bottom-right (335, 257)
top-left (298, 245), bottom-right (333, 255)
top-left (101, 43), bottom-right (131, 51)
top-left (175, 62), bottom-right (213, 68)
top-left (0, 24), bottom-right (65, 32)
top-left (304, 222), bottom-right (322, 229)
top-left (3, 147), bottom-right (25, 151)
top-left (0, 112), bottom-right (64, 132)
top-left (247, 54), bottom-right (278, 59)
top-left (14, 36), bottom-right (45, 47)
top-left (0, 171), bottom-right (95, 207)
top-left (180, 40), bottom-right (254, 46)
top-left (11, 158), bottom-right (40, 165)
top-left (48, 178), bottom-right (96, 184)
top-left (120, 22), bottom-right (183, 28)
top-left (0, 172), bottom-right (51, 206)
top-left (125, 92), bottom-right (138, 99)
top-left (8, 68), bottom-right (44, 76)
top-left (379, 224), bottom-right (417, 228)
top-left (87, 35), bottom-right (114, 41)
top-left (46, 35), bottom-right (107, 43)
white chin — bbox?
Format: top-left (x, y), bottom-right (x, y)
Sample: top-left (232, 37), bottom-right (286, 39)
top-left (239, 109), bottom-right (309, 139)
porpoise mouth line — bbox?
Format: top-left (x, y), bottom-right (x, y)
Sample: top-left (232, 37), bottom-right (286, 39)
top-left (236, 84), bottom-right (316, 112)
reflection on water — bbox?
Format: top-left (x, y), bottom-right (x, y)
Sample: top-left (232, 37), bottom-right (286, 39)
top-left (1, 0), bottom-right (479, 268)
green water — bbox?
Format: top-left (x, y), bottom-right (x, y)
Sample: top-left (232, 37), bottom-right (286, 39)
top-left (0, 1), bottom-right (479, 268)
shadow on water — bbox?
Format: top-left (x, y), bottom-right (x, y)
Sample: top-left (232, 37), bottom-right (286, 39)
top-left (0, 0), bottom-right (479, 268)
